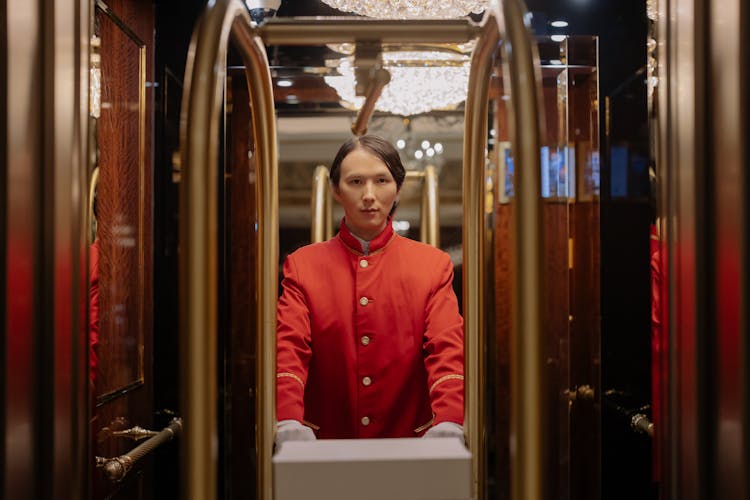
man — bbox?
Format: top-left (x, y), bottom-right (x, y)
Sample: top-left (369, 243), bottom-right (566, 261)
top-left (275, 135), bottom-right (464, 446)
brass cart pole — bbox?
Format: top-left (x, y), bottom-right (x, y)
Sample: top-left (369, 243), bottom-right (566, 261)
top-left (462, 14), bottom-right (498, 500)
top-left (311, 165), bottom-right (333, 243)
top-left (234, 21), bottom-right (279, 500)
top-left (501, 1), bottom-right (547, 500)
top-left (179, 1), bottom-right (278, 499)
top-left (422, 165), bottom-right (440, 247)
top-left (463, 1), bottom-right (545, 499)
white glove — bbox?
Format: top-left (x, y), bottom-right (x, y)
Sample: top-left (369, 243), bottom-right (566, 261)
top-left (275, 420), bottom-right (316, 450)
top-left (423, 421), bottom-right (464, 440)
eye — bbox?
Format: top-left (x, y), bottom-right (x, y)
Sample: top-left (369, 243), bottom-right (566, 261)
top-left (349, 178), bottom-right (361, 185)
top-left (376, 177), bottom-right (388, 184)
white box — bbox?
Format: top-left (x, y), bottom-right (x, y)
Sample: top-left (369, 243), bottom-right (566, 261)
top-left (273, 438), bottom-right (471, 500)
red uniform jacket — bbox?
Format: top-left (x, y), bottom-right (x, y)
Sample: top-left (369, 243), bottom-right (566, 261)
top-left (276, 220), bottom-right (464, 439)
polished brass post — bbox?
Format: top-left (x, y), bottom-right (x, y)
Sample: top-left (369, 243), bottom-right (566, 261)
top-left (311, 165), bottom-right (333, 243)
top-left (258, 18), bottom-right (480, 45)
top-left (462, 13), bottom-right (498, 500)
top-left (501, 1), bottom-right (547, 500)
top-left (179, 2), bottom-right (277, 499)
top-left (422, 165), bottom-right (440, 247)
top-left (233, 18), bottom-right (279, 500)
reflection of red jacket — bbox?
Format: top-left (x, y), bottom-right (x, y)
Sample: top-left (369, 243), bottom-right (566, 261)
top-left (650, 224), bottom-right (666, 480)
top-left (276, 220), bottom-right (464, 439)
top-left (89, 239), bottom-right (100, 384)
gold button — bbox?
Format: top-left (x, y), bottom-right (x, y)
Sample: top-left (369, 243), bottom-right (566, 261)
top-left (361, 416), bottom-right (370, 426)
top-left (359, 259), bottom-right (368, 268)
top-left (359, 296), bottom-right (369, 306)
top-left (362, 376), bottom-right (372, 386)
top-left (361, 335), bottom-right (370, 346)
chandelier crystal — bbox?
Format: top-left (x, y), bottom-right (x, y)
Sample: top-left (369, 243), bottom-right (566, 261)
top-left (321, 0), bottom-right (488, 19)
top-left (324, 51), bottom-right (470, 116)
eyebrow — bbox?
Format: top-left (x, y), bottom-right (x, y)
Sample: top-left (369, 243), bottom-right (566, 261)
top-left (343, 171), bottom-right (392, 180)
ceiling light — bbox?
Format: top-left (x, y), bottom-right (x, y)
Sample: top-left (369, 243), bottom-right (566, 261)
top-left (320, 0), bottom-right (489, 18)
top-left (550, 20), bottom-right (568, 28)
top-left (277, 79), bottom-right (293, 87)
top-left (550, 35), bottom-right (566, 42)
top-left (324, 50), bottom-right (470, 116)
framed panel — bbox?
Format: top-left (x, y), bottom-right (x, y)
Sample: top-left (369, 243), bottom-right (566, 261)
top-left (93, 1), bottom-right (147, 403)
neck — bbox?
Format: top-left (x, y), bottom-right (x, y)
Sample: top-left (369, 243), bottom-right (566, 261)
top-left (345, 220), bottom-right (386, 242)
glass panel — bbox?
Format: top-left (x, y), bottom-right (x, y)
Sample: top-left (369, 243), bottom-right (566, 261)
top-left (488, 34), bottom-right (599, 500)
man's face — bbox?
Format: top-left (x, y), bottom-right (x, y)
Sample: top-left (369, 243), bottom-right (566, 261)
top-left (333, 147), bottom-right (399, 241)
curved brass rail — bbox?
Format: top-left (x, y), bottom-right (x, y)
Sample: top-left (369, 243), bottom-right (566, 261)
top-left (421, 165), bottom-right (440, 247)
top-left (462, 15), bottom-right (497, 500)
top-left (463, 1), bottom-right (545, 499)
top-left (501, 2), bottom-right (546, 500)
top-left (311, 165), bottom-right (333, 242)
top-left (179, 1), bottom-right (277, 499)
top-left (258, 17), bottom-right (480, 45)
top-left (88, 166), bottom-right (100, 244)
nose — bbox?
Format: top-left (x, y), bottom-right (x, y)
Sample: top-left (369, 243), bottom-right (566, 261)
top-left (362, 181), bottom-right (376, 202)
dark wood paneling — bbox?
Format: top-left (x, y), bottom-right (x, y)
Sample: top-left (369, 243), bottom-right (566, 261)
top-left (224, 73), bottom-right (258, 499)
top-left (570, 201), bottom-right (601, 500)
top-left (543, 201), bottom-right (571, 500)
top-left (96, 7), bottom-right (147, 398)
top-left (493, 202), bottom-right (512, 500)
top-left (92, 1), bottom-right (154, 498)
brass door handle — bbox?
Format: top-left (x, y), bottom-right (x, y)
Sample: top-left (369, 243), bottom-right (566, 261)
top-left (96, 418), bottom-right (182, 482)
top-left (565, 384), bottom-right (595, 402)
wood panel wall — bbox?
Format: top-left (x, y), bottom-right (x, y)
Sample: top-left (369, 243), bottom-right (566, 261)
top-left (91, 1), bottom-right (154, 498)
top-left (224, 71), bottom-right (259, 499)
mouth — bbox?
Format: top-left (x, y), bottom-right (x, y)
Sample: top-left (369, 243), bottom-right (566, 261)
top-left (360, 208), bottom-right (379, 213)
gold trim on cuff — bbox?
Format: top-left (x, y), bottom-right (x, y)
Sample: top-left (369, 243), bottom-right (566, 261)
top-left (429, 374), bottom-right (464, 394)
top-left (277, 372), bottom-right (305, 389)
top-left (414, 416), bottom-right (435, 434)
top-left (303, 420), bottom-right (320, 431)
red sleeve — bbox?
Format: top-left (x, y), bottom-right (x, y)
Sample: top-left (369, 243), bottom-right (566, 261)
top-left (423, 253), bottom-right (464, 426)
top-left (276, 254), bottom-right (312, 422)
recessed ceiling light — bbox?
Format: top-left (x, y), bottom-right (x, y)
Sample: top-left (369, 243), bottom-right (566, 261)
top-left (277, 79), bottom-right (293, 87)
top-left (551, 35), bottom-right (567, 42)
top-left (550, 20), bottom-right (569, 28)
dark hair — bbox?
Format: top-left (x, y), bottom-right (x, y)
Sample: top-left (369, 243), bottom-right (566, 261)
top-left (329, 135), bottom-right (406, 189)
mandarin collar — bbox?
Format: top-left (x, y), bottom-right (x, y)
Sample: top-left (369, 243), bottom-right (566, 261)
top-left (337, 217), bottom-right (394, 254)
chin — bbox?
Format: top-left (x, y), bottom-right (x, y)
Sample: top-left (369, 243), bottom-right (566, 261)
top-left (353, 216), bottom-right (385, 231)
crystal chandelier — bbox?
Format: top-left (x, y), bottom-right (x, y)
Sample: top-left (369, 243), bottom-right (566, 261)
top-left (324, 51), bottom-right (470, 116)
top-left (321, 0), bottom-right (488, 18)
